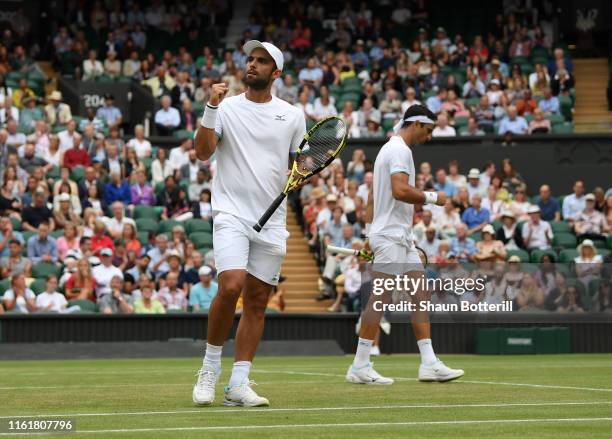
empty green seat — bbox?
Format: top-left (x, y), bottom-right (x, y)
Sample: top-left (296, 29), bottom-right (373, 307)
top-left (158, 219), bottom-right (181, 234)
top-left (189, 232), bottom-right (213, 248)
top-left (186, 219), bottom-right (212, 234)
top-left (68, 299), bottom-right (98, 313)
top-left (552, 123), bottom-right (574, 134)
top-left (32, 262), bottom-right (61, 278)
top-left (559, 249), bottom-right (579, 262)
top-left (173, 129), bottom-right (194, 139)
top-left (135, 218), bottom-right (158, 233)
top-left (0, 278), bottom-right (10, 296)
top-left (554, 233), bottom-right (577, 249)
top-left (30, 278), bottom-right (47, 295)
top-left (550, 221), bottom-right (571, 233)
top-left (137, 231), bottom-right (150, 246)
top-left (506, 249), bottom-right (530, 262)
top-left (133, 205), bottom-right (159, 220)
top-left (10, 217), bottom-right (22, 231)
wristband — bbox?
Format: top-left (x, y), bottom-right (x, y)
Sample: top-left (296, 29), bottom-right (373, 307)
top-left (201, 104), bottom-right (218, 129)
top-left (423, 191), bottom-right (438, 205)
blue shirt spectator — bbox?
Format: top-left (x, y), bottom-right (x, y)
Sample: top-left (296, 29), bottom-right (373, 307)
top-left (562, 193), bottom-right (586, 221)
top-left (498, 108), bottom-right (528, 135)
top-left (188, 266), bottom-right (218, 311)
top-left (450, 226), bottom-right (477, 261)
top-left (104, 180), bottom-right (132, 206)
top-left (461, 206), bottom-right (490, 229)
top-left (27, 228), bottom-right (58, 264)
top-left (0, 220), bottom-right (24, 257)
top-left (96, 99), bottom-right (123, 127)
top-left (537, 191), bottom-right (561, 222)
top-left (434, 180), bottom-right (457, 197)
top-left (538, 91), bottom-right (560, 114)
top-left (426, 94), bottom-right (443, 114)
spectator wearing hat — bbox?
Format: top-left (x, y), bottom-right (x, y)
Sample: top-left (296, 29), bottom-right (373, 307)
top-left (133, 285), bottom-right (165, 314)
top-left (522, 205), bottom-right (553, 250)
top-left (574, 193), bottom-right (609, 242)
top-left (92, 248), bottom-right (123, 299)
top-left (562, 180), bottom-right (586, 222)
top-left (498, 105), bottom-right (528, 135)
top-left (474, 224), bottom-right (506, 262)
top-left (450, 223), bottom-right (477, 261)
top-left (574, 239), bottom-right (603, 291)
top-left (465, 168), bottom-right (487, 200)
top-left (189, 265), bottom-right (218, 311)
top-left (44, 91), bottom-right (72, 127)
top-left (96, 94), bottom-right (123, 129)
top-left (462, 194), bottom-right (490, 234)
top-left (161, 249), bottom-right (189, 289)
top-left (537, 184), bottom-right (561, 221)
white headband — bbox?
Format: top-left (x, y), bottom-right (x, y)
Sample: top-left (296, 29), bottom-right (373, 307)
top-left (392, 115), bottom-right (435, 133)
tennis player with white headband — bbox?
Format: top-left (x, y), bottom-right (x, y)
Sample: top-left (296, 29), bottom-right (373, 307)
top-left (346, 104), bottom-right (465, 385)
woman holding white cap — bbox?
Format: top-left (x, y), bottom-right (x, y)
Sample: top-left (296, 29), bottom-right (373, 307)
top-left (574, 239), bottom-right (603, 290)
top-left (474, 224), bottom-right (506, 262)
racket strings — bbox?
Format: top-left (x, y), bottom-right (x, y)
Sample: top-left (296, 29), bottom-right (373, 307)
top-left (297, 119), bottom-right (346, 174)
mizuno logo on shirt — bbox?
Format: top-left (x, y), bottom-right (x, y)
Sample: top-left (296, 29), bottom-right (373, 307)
top-left (274, 115), bottom-right (286, 121)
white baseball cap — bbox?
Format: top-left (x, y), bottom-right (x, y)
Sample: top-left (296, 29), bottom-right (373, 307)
top-left (243, 40), bottom-right (284, 71)
top-left (199, 265), bottom-right (212, 276)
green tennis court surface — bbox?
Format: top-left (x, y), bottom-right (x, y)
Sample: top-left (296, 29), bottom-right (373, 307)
top-left (1, 354), bottom-right (611, 438)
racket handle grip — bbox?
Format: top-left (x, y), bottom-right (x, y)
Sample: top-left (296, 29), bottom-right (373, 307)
top-left (253, 193), bottom-right (287, 232)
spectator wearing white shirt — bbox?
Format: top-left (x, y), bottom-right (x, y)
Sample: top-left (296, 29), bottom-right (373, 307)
top-left (465, 168), bottom-right (487, 200)
top-left (357, 171), bottom-right (372, 205)
top-left (562, 180), bottom-right (586, 222)
top-left (522, 205), bottom-right (553, 250)
top-left (498, 105), bottom-right (528, 135)
top-left (103, 201), bottom-right (136, 240)
top-left (419, 225), bottom-right (441, 261)
top-left (313, 85), bottom-right (337, 121)
top-left (574, 193), bottom-right (609, 241)
top-left (169, 138), bottom-right (192, 172)
top-left (0, 98), bottom-right (20, 124)
top-left (82, 50), bottom-right (104, 81)
top-left (92, 247), bottom-right (123, 299)
top-left (154, 95), bottom-right (181, 136)
top-left (5, 119), bottom-right (26, 150)
top-left (294, 89), bottom-right (315, 121)
top-left (432, 113), bottom-right (456, 137)
top-left (401, 87), bottom-right (421, 113)
top-left (2, 273), bottom-right (36, 313)
top-left (481, 185), bottom-right (504, 221)
top-left (127, 124), bottom-right (152, 158)
top-left (35, 275), bottom-right (68, 312)
top-left (57, 120), bottom-right (79, 152)
top-left (298, 57), bottom-right (323, 87)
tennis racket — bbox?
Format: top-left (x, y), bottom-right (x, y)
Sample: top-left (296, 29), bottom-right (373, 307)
top-left (253, 116), bottom-right (348, 232)
top-left (326, 244), bottom-right (429, 265)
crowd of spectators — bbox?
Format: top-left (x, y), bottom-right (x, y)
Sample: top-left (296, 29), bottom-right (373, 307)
top-left (300, 151), bottom-right (612, 312)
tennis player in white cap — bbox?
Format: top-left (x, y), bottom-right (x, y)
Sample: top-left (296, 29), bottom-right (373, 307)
top-left (192, 40), bottom-right (305, 406)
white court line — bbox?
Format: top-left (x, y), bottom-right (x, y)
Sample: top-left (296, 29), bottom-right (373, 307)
top-left (1, 417), bottom-right (611, 435)
top-left (255, 369), bottom-right (612, 393)
top-left (0, 380), bottom-right (327, 391)
top-left (1, 401), bottom-right (611, 420)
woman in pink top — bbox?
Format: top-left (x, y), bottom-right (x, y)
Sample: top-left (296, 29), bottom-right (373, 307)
top-left (56, 222), bottom-right (81, 261)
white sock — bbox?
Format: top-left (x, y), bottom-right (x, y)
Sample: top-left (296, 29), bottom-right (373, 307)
top-left (417, 338), bottom-right (437, 366)
top-left (353, 338), bottom-right (374, 368)
top-left (228, 361), bottom-right (252, 387)
top-left (203, 343), bottom-right (222, 369)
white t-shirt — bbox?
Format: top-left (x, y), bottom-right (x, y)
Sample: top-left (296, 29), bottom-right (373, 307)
top-left (92, 264), bottom-right (123, 298)
top-left (127, 138), bottom-right (152, 158)
top-left (36, 291), bottom-right (68, 312)
top-left (432, 126), bottom-right (457, 137)
top-left (313, 98), bottom-right (338, 120)
top-left (213, 93), bottom-right (305, 228)
top-left (102, 216), bottom-right (136, 236)
top-left (58, 130), bottom-right (78, 152)
top-left (370, 136), bottom-right (415, 241)
top-left (169, 147), bottom-right (189, 171)
top-left (522, 220), bottom-right (554, 250)
top-left (2, 288), bottom-right (36, 314)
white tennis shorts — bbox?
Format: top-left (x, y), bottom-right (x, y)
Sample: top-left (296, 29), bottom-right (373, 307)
top-left (212, 212), bottom-right (289, 286)
top-left (369, 234), bottom-right (423, 275)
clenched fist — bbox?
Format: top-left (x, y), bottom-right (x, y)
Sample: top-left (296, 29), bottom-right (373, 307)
top-left (209, 82), bottom-right (229, 106)
top-left (435, 191), bottom-right (447, 206)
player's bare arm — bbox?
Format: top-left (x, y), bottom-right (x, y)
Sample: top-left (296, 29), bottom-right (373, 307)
top-left (390, 173), bottom-right (446, 206)
top-left (195, 82), bottom-right (228, 161)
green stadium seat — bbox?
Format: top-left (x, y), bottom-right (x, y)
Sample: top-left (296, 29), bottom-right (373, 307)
top-left (341, 77), bottom-right (361, 88)
top-left (559, 95), bottom-right (573, 120)
top-left (559, 249), bottom-right (579, 263)
top-left (158, 219), bottom-right (181, 234)
top-left (342, 84), bottom-right (363, 94)
top-left (593, 240), bottom-right (607, 249)
top-left (554, 232), bottom-right (577, 249)
top-left (550, 221), bottom-right (571, 233)
top-left (465, 97), bottom-right (480, 108)
top-left (491, 220), bottom-right (502, 231)
top-left (547, 114), bottom-right (565, 124)
top-left (552, 122), bottom-right (574, 134)
top-left (32, 262), bottom-right (62, 279)
top-left (506, 249), bottom-right (530, 262)
top-left (137, 231), bottom-right (150, 246)
top-left (70, 166), bottom-right (86, 182)
top-left (50, 230), bottom-right (64, 239)
top-left (189, 232), bottom-right (213, 248)
top-left (0, 278), bottom-right (10, 296)
top-left (10, 217), bottom-right (21, 231)
top-left (381, 118), bottom-right (396, 132)
top-left (47, 166), bottom-right (61, 180)
top-left (133, 205), bottom-right (159, 220)
top-left (186, 219), bottom-right (212, 234)
top-left (173, 129), bottom-right (194, 139)
top-left (68, 299), bottom-right (98, 313)
top-left (530, 249), bottom-right (557, 263)
top-left (30, 278), bottom-right (47, 295)
top-left (471, 231), bottom-right (482, 242)
top-left (117, 76), bottom-right (133, 83)
top-left (306, 120), bottom-right (316, 131)
top-left (599, 248), bottom-right (611, 259)
top-left (454, 116), bottom-right (469, 128)
top-left (96, 75), bottom-right (114, 83)
top-left (135, 218), bottom-right (158, 233)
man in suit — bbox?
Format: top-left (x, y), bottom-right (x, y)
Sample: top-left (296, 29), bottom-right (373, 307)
top-left (44, 91), bottom-right (72, 127)
top-left (78, 166), bottom-right (105, 203)
top-left (179, 149), bottom-right (205, 183)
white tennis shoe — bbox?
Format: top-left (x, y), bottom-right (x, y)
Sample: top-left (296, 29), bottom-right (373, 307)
top-left (223, 379), bottom-right (269, 407)
top-left (346, 363), bottom-right (394, 385)
top-left (192, 365), bottom-right (220, 405)
top-left (418, 359), bottom-right (464, 382)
